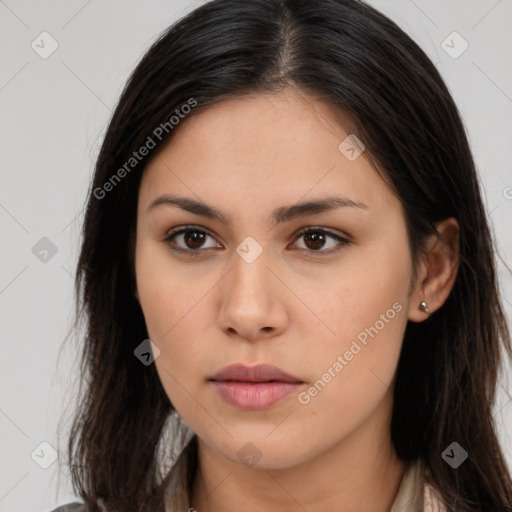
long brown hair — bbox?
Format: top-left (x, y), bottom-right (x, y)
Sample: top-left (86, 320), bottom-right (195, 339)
top-left (60, 0), bottom-right (512, 510)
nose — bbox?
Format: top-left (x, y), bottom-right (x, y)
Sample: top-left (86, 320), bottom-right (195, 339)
top-left (218, 248), bottom-right (288, 342)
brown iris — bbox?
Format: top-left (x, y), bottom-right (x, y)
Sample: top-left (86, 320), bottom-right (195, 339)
top-left (303, 231), bottom-right (326, 251)
top-left (184, 230), bottom-right (206, 249)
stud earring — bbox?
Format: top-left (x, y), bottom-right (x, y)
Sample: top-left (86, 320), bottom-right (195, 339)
top-left (419, 300), bottom-right (431, 318)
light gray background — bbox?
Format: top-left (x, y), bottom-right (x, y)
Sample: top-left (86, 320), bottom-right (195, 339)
top-left (1, 1), bottom-right (511, 511)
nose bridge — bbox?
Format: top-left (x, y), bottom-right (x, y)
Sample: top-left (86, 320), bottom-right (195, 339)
top-left (229, 236), bottom-right (273, 298)
top-left (218, 237), bottom-right (287, 338)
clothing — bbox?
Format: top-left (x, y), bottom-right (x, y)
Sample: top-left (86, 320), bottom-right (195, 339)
top-left (389, 458), bottom-right (447, 512)
top-left (49, 435), bottom-right (447, 512)
top-left (49, 505), bottom-right (87, 512)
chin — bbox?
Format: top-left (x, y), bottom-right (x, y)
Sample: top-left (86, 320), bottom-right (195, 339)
top-left (204, 431), bottom-right (316, 470)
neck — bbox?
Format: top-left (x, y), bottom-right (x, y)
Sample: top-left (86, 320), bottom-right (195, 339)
top-left (189, 391), bottom-right (407, 512)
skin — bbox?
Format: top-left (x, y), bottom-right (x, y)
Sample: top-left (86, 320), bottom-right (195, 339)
top-left (134, 87), bottom-right (459, 512)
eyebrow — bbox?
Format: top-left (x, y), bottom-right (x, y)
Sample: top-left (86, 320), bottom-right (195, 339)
top-left (148, 194), bottom-right (368, 226)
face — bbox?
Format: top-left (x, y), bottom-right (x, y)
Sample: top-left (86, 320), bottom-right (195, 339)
top-left (134, 88), bottom-right (416, 469)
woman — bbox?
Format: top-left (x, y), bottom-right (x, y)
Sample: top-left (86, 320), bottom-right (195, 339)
top-left (53, 0), bottom-right (512, 511)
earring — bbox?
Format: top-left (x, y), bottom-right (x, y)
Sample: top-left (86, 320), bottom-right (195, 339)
top-left (419, 300), bottom-right (431, 318)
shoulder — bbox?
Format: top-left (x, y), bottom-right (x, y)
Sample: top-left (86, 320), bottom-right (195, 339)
top-left (48, 502), bottom-right (87, 512)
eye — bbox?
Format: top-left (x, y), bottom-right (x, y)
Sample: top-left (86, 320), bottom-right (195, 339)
top-left (164, 225), bottom-right (221, 255)
top-left (290, 227), bottom-right (352, 255)
top-left (163, 225), bottom-right (352, 256)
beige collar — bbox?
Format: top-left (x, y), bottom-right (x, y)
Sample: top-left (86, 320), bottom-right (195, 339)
top-left (389, 460), bottom-right (447, 512)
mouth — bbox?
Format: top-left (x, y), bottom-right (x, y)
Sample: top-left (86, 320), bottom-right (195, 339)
top-left (209, 363), bottom-right (305, 410)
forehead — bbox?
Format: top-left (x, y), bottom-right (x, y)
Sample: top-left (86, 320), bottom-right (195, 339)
top-left (139, 89), bottom-right (398, 216)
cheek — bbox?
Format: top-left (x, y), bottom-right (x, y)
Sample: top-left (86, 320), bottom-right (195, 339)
top-left (295, 290), bottom-right (407, 444)
top-left (135, 243), bottom-right (213, 392)
top-left (302, 240), bottom-right (410, 350)
top-left (297, 242), bottom-right (411, 405)
top-left (135, 240), bottom-right (206, 338)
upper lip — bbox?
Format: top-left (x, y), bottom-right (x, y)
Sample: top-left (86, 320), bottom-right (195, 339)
top-left (210, 363), bottom-right (304, 383)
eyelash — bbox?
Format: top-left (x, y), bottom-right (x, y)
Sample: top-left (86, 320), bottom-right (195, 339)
top-left (163, 225), bottom-right (352, 257)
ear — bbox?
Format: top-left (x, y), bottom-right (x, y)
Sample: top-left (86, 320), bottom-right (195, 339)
top-left (408, 217), bottom-right (460, 323)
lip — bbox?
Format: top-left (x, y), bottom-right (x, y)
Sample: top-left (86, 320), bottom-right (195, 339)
top-left (209, 363), bottom-right (305, 410)
top-left (210, 363), bottom-right (303, 383)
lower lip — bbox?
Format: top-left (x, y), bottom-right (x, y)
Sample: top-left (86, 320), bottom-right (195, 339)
top-left (211, 381), bottom-right (303, 410)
